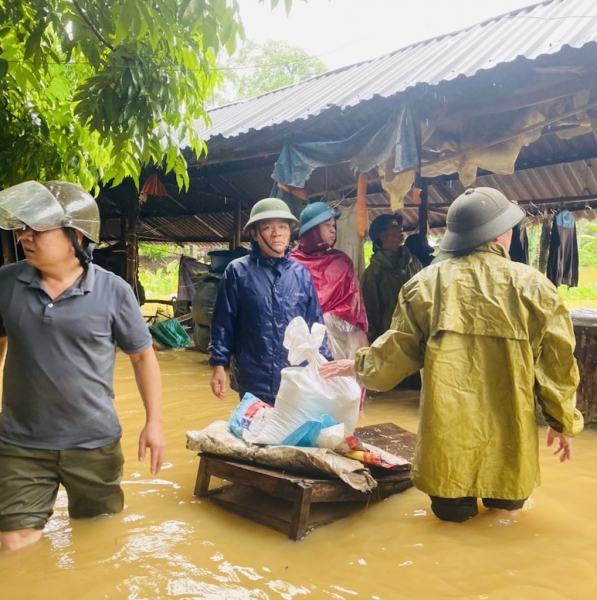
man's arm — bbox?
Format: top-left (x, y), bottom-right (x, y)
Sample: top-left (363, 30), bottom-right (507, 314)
top-left (534, 302), bottom-right (583, 462)
top-left (129, 346), bottom-right (165, 475)
top-left (208, 270), bottom-right (238, 399)
top-left (0, 336), bottom-right (6, 365)
top-left (355, 290), bottom-right (424, 391)
top-left (535, 306), bottom-right (583, 438)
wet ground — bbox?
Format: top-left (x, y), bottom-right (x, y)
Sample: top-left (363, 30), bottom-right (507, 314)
top-left (1, 349), bottom-right (596, 599)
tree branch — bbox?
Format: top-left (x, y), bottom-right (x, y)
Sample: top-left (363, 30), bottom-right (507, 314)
top-left (72, 0), bottom-right (115, 52)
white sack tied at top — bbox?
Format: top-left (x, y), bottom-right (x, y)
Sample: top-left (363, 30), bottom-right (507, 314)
top-left (245, 317), bottom-right (362, 445)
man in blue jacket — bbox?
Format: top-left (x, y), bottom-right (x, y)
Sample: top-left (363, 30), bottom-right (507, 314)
top-left (209, 198), bottom-right (329, 406)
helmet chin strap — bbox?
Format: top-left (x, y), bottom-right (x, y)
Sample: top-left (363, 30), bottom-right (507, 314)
top-left (67, 229), bottom-right (94, 269)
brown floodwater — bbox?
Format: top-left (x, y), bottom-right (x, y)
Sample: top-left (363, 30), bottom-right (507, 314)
top-left (1, 349), bottom-right (597, 600)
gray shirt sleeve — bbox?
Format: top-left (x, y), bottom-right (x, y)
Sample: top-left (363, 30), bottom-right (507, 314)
top-left (0, 307), bottom-right (5, 337)
top-left (112, 283), bottom-right (153, 354)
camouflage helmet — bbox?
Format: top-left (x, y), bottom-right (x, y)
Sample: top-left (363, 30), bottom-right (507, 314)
top-left (440, 187), bottom-right (524, 252)
top-left (0, 180), bottom-right (100, 243)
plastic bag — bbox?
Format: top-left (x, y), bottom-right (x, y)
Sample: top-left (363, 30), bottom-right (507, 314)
top-left (228, 393), bottom-right (273, 441)
top-left (281, 414), bottom-right (337, 447)
top-left (248, 317), bottom-right (362, 445)
top-left (149, 318), bottom-right (190, 348)
top-left (323, 313), bottom-right (369, 360)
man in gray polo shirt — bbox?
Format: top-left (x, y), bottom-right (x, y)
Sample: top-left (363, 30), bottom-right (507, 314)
top-left (0, 181), bottom-right (165, 552)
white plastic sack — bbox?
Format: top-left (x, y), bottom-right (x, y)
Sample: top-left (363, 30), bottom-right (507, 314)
top-left (316, 423), bottom-right (352, 452)
top-left (247, 317), bottom-right (362, 445)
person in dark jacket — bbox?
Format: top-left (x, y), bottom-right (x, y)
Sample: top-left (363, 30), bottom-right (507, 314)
top-left (361, 214), bottom-right (422, 343)
top-left (209, 198), bottom-right (329, 406)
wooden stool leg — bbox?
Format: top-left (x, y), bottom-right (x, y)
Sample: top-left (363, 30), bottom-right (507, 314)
top-left (194, 455), bottom-right (211, 497)
top-left (289, 482), bottom-right (313, 541)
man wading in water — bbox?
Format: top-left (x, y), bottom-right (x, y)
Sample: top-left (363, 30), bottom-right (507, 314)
top-left (0, 181), bottom-right (165, 551)
top-left (320, 187), bottom-right (583, 522)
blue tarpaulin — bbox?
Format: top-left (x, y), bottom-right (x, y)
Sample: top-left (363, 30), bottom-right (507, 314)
top-left (272, 104), bottom-right (419, 189)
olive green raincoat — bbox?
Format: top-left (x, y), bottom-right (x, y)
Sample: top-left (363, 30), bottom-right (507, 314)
top-left (361, 247), bottom-right (422, 343)
top-left (355, 243), bottom-right (583, 500)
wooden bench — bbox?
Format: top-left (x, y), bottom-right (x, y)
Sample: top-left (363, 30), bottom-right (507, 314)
top-left (193, 423), bottom-right (416, 540)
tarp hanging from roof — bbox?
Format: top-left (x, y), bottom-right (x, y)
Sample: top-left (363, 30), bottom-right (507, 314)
top-left (272, 104), bottom-right (420, 190)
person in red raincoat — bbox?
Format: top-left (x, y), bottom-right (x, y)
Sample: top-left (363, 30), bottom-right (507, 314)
top-left (290, 202), bottom-right (368, 360)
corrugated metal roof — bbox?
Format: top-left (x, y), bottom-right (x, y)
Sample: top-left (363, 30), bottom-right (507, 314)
top-left (97, 154), bottom-right (597, 242)
top-left (193, 0), bottom-right (597, 143)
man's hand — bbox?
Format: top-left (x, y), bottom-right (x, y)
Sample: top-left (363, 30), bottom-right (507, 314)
top-left (546, 426), bottom-right (573, 462)
top-left (138, 420), bottom-right (166, 475)
top-left (211, 366), bottom-right (227, 400)
top-left (318, 359), bottom-right (356, 379)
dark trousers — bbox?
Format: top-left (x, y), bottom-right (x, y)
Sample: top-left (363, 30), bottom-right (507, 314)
top-left (429, 496), bottom-right (527, 523)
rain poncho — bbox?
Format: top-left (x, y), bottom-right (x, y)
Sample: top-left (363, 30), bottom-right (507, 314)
top-left (209, 243), bottom-right (330, 406)
top-left (290, 246), bottom-right (367, 332)
top-left (291, 235), bottom-right (368, 360)
top-left (361, 247), bottom-right (422, 343)
top-left (355, 243), bottom-right (583, 499)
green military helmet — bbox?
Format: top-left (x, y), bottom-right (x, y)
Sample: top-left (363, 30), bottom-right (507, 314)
top-left (243, 197), bottom-right (299, 234)
top-left (440, 187), bottom-right (524, 252)
top-left (0, 180), bottom-right (100, 243)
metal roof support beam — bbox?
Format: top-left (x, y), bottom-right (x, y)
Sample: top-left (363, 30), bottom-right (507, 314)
top-left (401, 193), bottom-right (597, 210)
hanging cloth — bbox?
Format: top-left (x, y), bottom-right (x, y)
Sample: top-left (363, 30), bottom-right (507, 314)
top-left (509, 223), bottom-right (529, 265)
top-left (538, 217), bottom-right (551, 274)
top-left (334, 200), bottom-right (366, 278)
top-left (546, 210), bottom-right (579, 287)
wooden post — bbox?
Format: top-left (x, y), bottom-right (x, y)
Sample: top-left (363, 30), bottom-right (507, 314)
top-left (125, 191), bottom-right (140, 296)
top-left (120, 212), bottom-right (128, 279)
top-left (289, 482), bottom-right (314, 541)
top-left (194, 456), bottom-right (211, 497)
top-left (0, 230), bottom-right (16, 265)
top-left (419, 178), bottom-right (429, 237)
top-left (232, 199), bottom-right (242, 250)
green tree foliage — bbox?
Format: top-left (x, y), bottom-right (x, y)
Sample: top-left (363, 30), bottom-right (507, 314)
top-left (138, 243), bottom-right (184, 297)
top-left (0, 0), bottom-right (301, 192)
top-left (217, 39), bottom-right (327, 104)
top-left (578, 219), bottom-right (597, 268)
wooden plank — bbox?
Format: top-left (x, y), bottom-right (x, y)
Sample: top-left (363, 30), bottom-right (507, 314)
top-left (194, 456), bottom-right (211, 497)
top-left (209, 496), bottom-right (293, 536)
top-left (193, 423), bottom-right (417, 539)
top-left (201, 454), bottom-right (314, 482)
top-left (289, 482), bottom-right (314, 540)
top-left (375, 479), bottom-right (413, 499)
top-left (200, 456), bottom-right (308, 502)
top-left (355, 423), bottom-right (416, 464)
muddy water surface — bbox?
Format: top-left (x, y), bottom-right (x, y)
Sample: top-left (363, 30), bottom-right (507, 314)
top-left (1, 350), bottom-right (596, 600)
